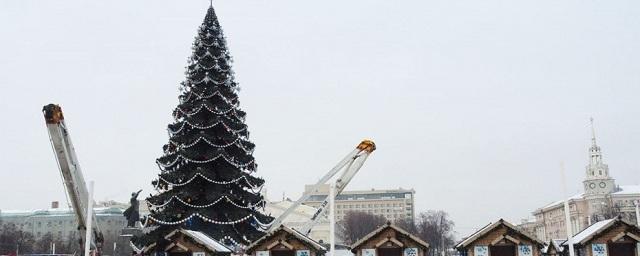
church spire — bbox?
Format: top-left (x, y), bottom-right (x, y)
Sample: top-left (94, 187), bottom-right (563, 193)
top-left (590, 117), bottom-right (597, 148)
top-left (583, 118), bottom-right (615, 195)
top-left (588, 118), bottom-right (603, 166)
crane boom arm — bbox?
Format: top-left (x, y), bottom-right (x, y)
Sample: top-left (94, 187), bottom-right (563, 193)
top-left (43, 104), bottom-right (102, 251)
top-left (300, 148), bottom-right (373, 235)
top-left (267, 140), bottom-right (375, 234)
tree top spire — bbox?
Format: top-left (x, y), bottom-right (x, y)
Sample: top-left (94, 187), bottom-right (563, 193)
top-left (204, 3), bottom-right (218, 23)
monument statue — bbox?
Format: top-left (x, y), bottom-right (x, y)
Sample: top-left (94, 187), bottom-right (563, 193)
top-left (123, 189), bottom-right (143, 227)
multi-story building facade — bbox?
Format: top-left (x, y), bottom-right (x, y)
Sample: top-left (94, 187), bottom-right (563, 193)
top-left (302, 185), bottom-right (415, 222)
top-left (527, 122), bottom-right (640, 241)
top-left (0, 202), bottom-right (127, 241)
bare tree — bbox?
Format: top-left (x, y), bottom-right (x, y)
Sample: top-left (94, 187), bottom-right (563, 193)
top-left (54, 233), bottom-right (81, 254)
top-left (0, 223), bottom-right (35, 255)
top-left (395, 218), bottom-right (418, 234)
top-left (417, 211), bottom-right (456, 256)
top-left (395, 211), bottom-right (456, 256)
top-left (33, 232), bottom-right (54, 253)
top-left (337, 211), bottom-right (387, 244)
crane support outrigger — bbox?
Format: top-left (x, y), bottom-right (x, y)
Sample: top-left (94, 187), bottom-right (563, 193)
top-left (43, 104), bottom-right (103, 255)
top-left (268, 140), bottom-right (376, 235)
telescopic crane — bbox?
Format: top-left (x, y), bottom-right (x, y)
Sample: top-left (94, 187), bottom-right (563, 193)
top-left (43, 104), bottom-right (103, 255)
top-left (267, 140), bottom-right (376, 236)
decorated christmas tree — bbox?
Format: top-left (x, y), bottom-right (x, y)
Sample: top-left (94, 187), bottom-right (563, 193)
top-left (137, 5), bottom-right (273, 249)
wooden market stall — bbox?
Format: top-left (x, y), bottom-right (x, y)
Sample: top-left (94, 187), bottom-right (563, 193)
top-left (142, 229), bottom-right (232, 256)
top-left (542, 239), bottom-right (565, 256)
top-left (350, 222), bottom-right (429, 256)
top-left (454, 219), bottom-right (544, 256)
top-left (246, 225), bottom-right (327, 256)
top-left (563, 216), bottom-right (640, 256)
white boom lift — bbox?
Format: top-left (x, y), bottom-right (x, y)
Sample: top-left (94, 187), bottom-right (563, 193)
top-left (43, 104), bottom-right (104, 255)
top-left (267, 140), bottom-right (376, 235)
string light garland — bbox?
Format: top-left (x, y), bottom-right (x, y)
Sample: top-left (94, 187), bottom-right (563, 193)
top-left (157, 173), bottom-right (260, 189)
top-left (169, 137), bottom-right (251, 153)
top-left (180, 89), bottom-right (239, 104)
top-left (147, 194), bottom-right (263, 209)
top-left (193, 63), bottom-right (232, 72)
top-left (167, 119), bottom-right (247, 135)
top-left (146, 213), bottom-right (253, 226)
top-left (130, 241), bottom-right (143, 254)
top-left (194, 51), bottom-right (226, 60)
top-left (156, 153), bottom-right (255, 169)
top-left (189, 75), bottom-right (233, 86)
top-left (181, 87), bottom-right (237, 106)
top-left (252, 215), bottom-right (276, 228)
top-left (176, 102), bottom-right (235, 117)
top-left (174, 103), bottom-right (245, 121)
top-left (221, 236), bottom-right (242, 247)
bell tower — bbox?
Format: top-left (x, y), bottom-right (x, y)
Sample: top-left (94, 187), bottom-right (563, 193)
top-left (583, 118), bottom-right (616, 197)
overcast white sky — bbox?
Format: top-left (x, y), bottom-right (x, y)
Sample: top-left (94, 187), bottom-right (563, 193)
top-left (1, 0), bottom-right (639, 236)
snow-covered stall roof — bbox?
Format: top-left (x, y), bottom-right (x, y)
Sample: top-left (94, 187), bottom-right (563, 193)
top-left (454, 219), bottom-right (544, 249)
top-left (181, 229), bottom-right (232, 253)
top-left (245, 225), bottom-right (326, 253)
top-left (569, 219), bottom-right (615, 245)
top-left (350, 221), bottom-right (429, 251)
top-left (560, 216), bottom-right (640, 246)
top-left (543, 239), bottom-right (566, 253)
top-left (144, 229), bottom-right (232, 253)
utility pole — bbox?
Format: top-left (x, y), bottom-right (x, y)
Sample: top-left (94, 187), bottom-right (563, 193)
top-left (560, 163), bottom-right (575, 256)
top-left (84, 181), bottom-right (94, 256)
top-left (329, 182), bottom-right (336, 256)
top-left (441, 214), bottom-right (445, 256)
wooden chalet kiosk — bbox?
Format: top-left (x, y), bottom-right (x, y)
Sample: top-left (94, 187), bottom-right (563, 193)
top-left (454, 219), bottom-right (544, 256)
top-left (245, 225), bottom-right (327, 256)
top-left (562, 216), bottom-right (640, 256)
top-left (542, 240), bottom-right (565, 256)
top-left (142, 229), bottom-right (232, 256)
top-left (350, 222), bottom-right (429, 256)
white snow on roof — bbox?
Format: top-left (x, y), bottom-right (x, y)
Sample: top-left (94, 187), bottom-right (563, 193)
top-left (288, 226), bottom-right (327, 250)
top-left (332, 249), bottom-right (354, 256)
top-left (613, 185), bottom-right (640, 195)
top-left (537, 184), bottom-right (640, 211)
top-left (552, 239), bottom-right (565, 252)
top-left (540, 193), bottom-right (584, 210)
top-left (182, 230), bottom-right (231, 253)
top-left (568, 219), bottom-right (615, 244)
top-left (246, 225), bottom-right (326, 252)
